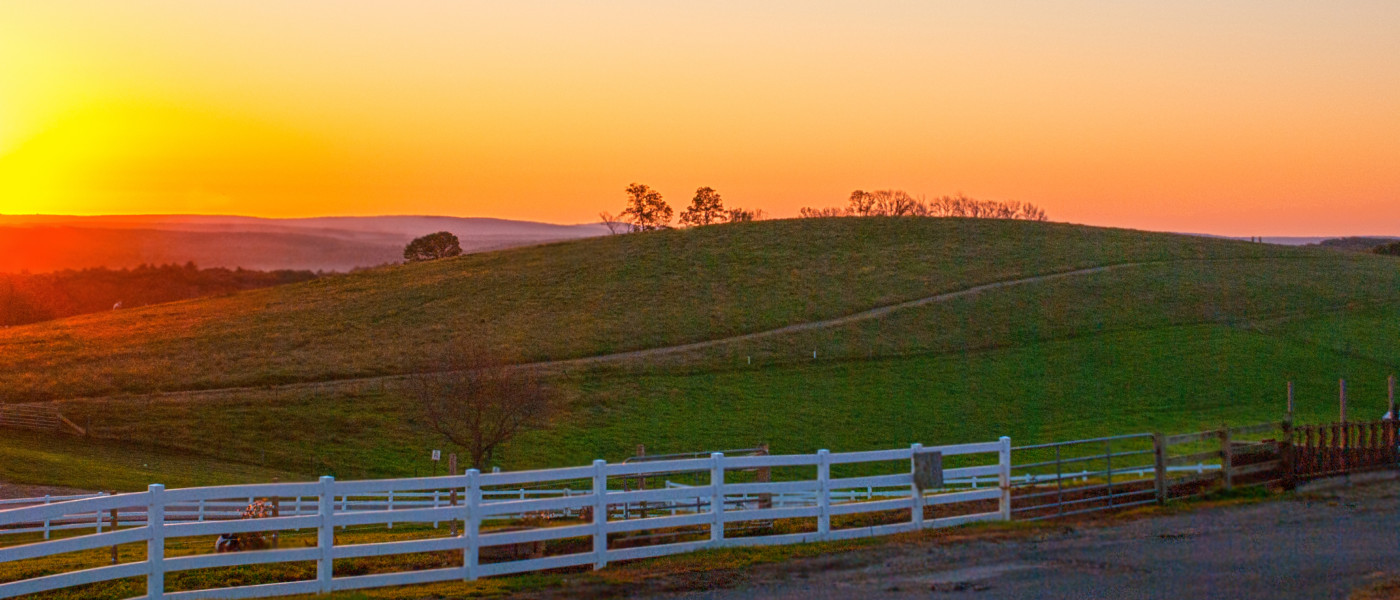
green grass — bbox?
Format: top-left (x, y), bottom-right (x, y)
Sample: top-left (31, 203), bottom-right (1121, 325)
top-left (4, 218), bottom-right (1399, 491)
top-left (0, 218), bottom-right (1317, 402)
top-left (0, 430), bottom-right (296, 491)
top-left (50, 321), bottom-right (1397, 488)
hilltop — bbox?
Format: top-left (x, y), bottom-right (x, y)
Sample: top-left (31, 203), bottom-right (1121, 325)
top-left (2, 217), bottom-right (1399, 488)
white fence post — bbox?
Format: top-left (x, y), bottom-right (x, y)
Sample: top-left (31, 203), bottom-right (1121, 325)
top-left (387, 490), bottom-right (394, 529)
top-left (432, 490), bottom-right (440, 529)
top-left (147, 484), bottom-right (165, 600)
top-left (909, 443), bottom-right (924, 528)
top-left (592, 460), bottom-right (608, 570)
top-left (710, 453), bottom-right (725, 544)
top-left (317, 476), bottom-right (335, 594)
top-left (998, 436), bottom-right (1012, 521)
top-left (465, 469), bottom-right (481, 581)
top-left (816, 449), bottom-right (831, 537)
top-left (42, 495), bottom-right (51, 540)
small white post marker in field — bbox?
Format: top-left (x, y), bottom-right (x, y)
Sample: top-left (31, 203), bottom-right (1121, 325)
top-left (1286, 381), bottom-right (1294, 423)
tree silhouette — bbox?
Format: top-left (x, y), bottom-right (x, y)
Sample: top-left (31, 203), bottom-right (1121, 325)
top-left (679, 187), bottom-right (727, 227)
top-left (404, 231), bottom-right (464, 262)
top-left (619, 183), bottom-right (673, 231)
top-left (804, 191), bottom-right (1048, 221)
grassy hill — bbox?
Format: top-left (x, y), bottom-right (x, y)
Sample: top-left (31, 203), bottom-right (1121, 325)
top-left (3, 217), bottom-right (1398, 490)
top-left (0, 218), bottom-right (1334, 401)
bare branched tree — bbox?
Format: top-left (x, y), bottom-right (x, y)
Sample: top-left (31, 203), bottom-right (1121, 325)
top-left (599, 211), bottom-right (630, 235)
top-left (798, 207), bottom-right (844, 218)
top-left (803, 190), bottom-right (1048, 222)
top-left (406, 345), bottom-right (553, 470)
top-left (725, 207), bottom-right (765, 222)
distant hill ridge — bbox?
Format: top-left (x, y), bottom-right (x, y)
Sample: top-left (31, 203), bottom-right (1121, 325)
top-left (0, 215), bottom-right (609, 273)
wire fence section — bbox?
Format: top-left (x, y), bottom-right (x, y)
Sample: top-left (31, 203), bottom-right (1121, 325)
top-left (1010, 433), bottom-right (1160, 520)
top-left (0, 438), bottom-right (1011, 600)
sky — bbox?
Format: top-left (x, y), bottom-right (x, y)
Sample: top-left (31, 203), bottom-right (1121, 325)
top-left (1, 1), bottom-right (1397, 236)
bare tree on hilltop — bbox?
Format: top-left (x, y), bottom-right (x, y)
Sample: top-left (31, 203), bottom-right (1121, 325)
top-left (798, 207), bottom-right (843, 218)
top-left (598, 211), bottom-right (630, 234)
top-left (800, 190), bottom-right (1047, 221)
top-left (725, 207), bottom-right (764, 222)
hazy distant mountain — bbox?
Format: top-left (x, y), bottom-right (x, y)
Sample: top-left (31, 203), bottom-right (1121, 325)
top-left (0, 215), bottom-right (610, 273)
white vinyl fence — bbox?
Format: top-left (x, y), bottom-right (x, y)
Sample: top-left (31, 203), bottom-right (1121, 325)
top-left (0, 438), bottom-right (1010, 600)
top-left (0, 462), bottom-right (1225, 540)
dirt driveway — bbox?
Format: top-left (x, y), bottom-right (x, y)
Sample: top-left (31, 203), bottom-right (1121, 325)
top-left (640, 477), bottom-right (1399, 600)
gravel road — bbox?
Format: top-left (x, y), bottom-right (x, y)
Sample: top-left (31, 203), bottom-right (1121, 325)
top-left (651, 477), bottom-right (1399, 600)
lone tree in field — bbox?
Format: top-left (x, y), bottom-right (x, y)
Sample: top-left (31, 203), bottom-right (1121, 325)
top-left (404, 231), bottom-right (464, 262)
top-left (679, 187), bottom-right (727, 227)
top-left (406, 345), bottom-right (553, 470)
top-left (619, 183), bottom-right (673, 231)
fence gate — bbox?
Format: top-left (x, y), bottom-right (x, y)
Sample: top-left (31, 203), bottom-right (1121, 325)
top-left (1009, 433), bottom-right (1159, 520)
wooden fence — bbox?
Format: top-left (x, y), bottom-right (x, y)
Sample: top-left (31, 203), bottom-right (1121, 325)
top-left (0, 403), bottom-right (84, 435)
top-left (1011, 419), bottom-right (1398, 520)
top-left (0, 438), bottom-right (1011, 600)
top-left (1292, 420), bottom-right (1400, 478)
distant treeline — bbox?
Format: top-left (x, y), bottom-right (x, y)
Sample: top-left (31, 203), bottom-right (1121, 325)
top-left (0, 263), bottom-right (318, 327)
top-left (801, 191), bottom-right (1048, 221)
top-left (1309, 237), bottom-right (1400, 254)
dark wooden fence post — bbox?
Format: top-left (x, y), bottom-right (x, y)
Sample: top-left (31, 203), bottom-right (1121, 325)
top-left (448, 453), bottom-right (459, 536)
top-left (1367, 423), bottom-right (1378, 466)
top-left (1330, 424), bottom-right (1342, 474)
top-left (757, 444), bottom-right (773, 510)
top-left (1301, 426), bottom-right (1312, 476)
top-left (109, 497), bottom-right (120, 564)
top-left (1389, 420), bottom-right (1399, 464)
top-left (1281, 421), bottom-right (1296, 490)
top-left (1219, 428), bottom-right (1233, 492)
top-left (1152, 433), bottom-right (1167, 504)
top-left (271, 477), bottom-right (280, 549)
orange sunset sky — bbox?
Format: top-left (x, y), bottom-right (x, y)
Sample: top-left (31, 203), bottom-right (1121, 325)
top-left (1, 1), bottom-right (1397, 236)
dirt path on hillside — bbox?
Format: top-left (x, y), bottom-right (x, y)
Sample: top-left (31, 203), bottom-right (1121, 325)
top-left (608, 478), bottom-right (1398, 600)
top-left (69, 261), bottom-right (1146, 404)
top-left (533, 262), bottom-right (1143, 370)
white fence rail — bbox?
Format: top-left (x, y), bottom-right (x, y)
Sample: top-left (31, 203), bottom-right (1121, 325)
top-left (0, 438), bottom-right (1010, 600)
top-left (0, 463), bottom-right (1226, 540)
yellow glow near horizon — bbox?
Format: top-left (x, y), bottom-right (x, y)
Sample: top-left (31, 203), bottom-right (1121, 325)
top-left (1, 1), bottom-right (1398, 235)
